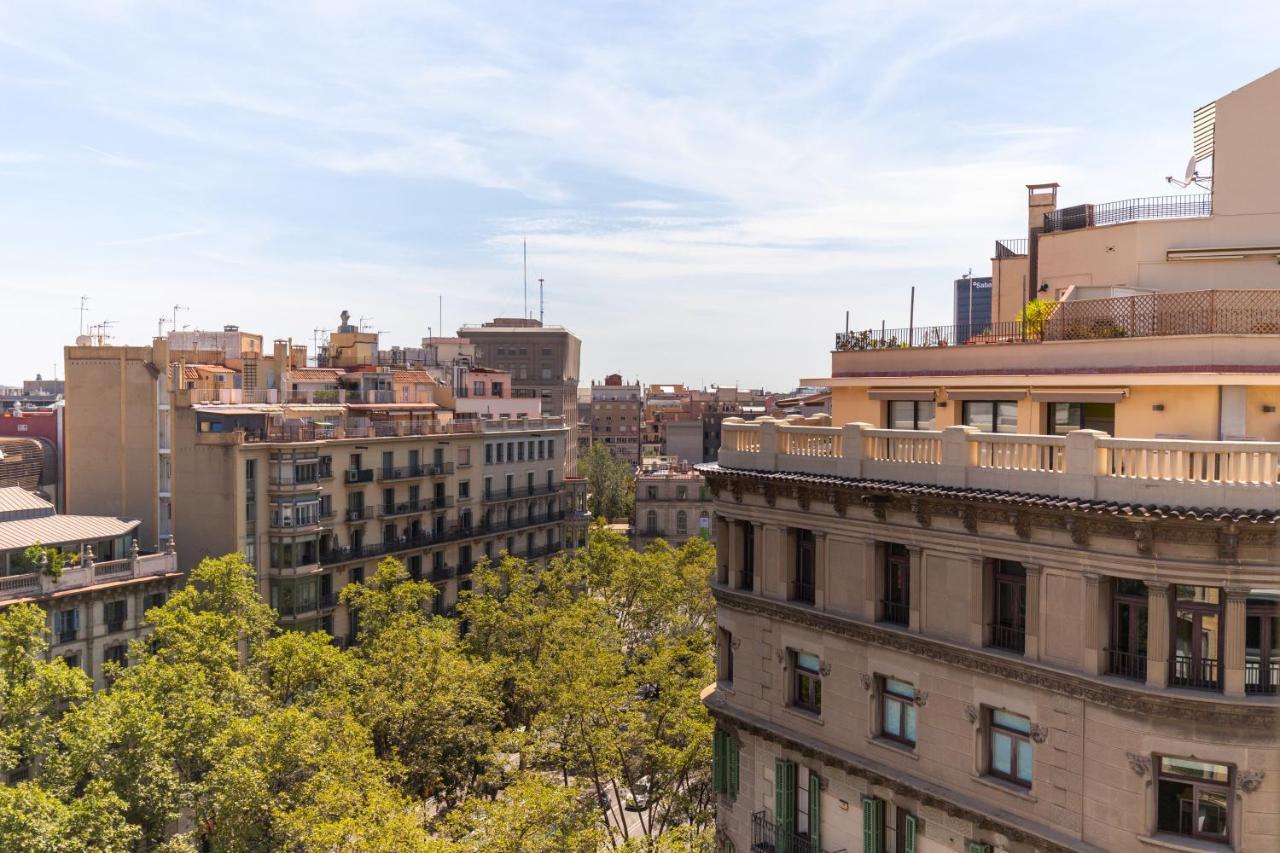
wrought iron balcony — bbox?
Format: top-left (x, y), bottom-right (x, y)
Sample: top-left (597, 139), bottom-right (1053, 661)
top-left (989, 622), bottom-right (1025, 654)
top-left (750, 811), bottom-right (839, 853)
top-left (1041, 193), bottom-right (1210, 233)
top-left (1105, 648), bottom-right (1148, 682)
top-left (1171, 654), bottom-right (1220, 691)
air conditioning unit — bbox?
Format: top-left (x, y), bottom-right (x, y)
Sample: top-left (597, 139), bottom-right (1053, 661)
top-left (282, 516), bottom-right (293, 527)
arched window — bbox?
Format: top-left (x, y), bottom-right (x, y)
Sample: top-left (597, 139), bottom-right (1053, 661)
top-left (646, 510), bottom-right (658, 533)
top-left (677, 510), bottom-right (688, 534)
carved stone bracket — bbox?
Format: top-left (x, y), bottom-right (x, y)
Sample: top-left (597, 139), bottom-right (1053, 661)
top-left (730, 480), bottom-right (744, 503)
top-left (731, 637), bottom-right (742, 650)
top-left (1012, 511), bottom-right (1031, 540)
top-left (913, 689), bottom-right (929, 707)
top-left (1134, 523), bottom-right (1154, 556)
top-left (962, 704), bottom-right (979, 725)
top-left (1238, 769), bottom-right (1264, 794)
top-left (859, 673), bottom-right (873, 691)
top-left (911, 498), bottom-right (931, 528)
top-left (775, 649), bottom-right (785, 665)
top-left (1030, 723), bottom-right (1049, 744)
top-left (1066, 516), bottom-right (1090, 547)
top-left (819, 660), bottom-right (832, 677)
top-left (1125, 752), bottom-right (1151, 777)
top-left (959, 505), bottom-right (978, 534)
top-left (797, 486), bottom-right (812, 511)
top-left (763, 481), bottom-right (777, 507)
top-left (1218, 524), bottom-right (1240, 562)
top-left (831, 489), bottom-right (848, 517)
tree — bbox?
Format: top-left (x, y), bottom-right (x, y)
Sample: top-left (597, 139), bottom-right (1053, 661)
top-left (579, 442), bottom-right (635, 520)
top-left (16, 542), bottom-right (79, 579)
top-left (0, 780), bottom-right (138, 853)
top-left (441, 772), bottom-right (604, 852)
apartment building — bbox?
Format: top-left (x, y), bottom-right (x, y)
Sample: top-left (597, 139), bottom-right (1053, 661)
top-left (591, 374), bottom-right (643, 465)
top-left (705, 70), bottom-right (1279, 853)
top-left (0, 488), bottom-right (182, 688)
top-left (65, 317), bottom-right (572, 641)
top-left (458, 318), bottom-right (582, 474)
top-left (633, 467), bottom-right (715, 549)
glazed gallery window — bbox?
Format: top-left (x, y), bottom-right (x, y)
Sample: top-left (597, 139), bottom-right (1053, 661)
top-left (1047, 401), bottom-right (1115, 435)
top-left (881, 543), bottom-right (910, 626)
top-left (987, 709), bottom-right (1033, 787)
top-left (962, 401), bottom-right (1018, 433)
top-left (1156, 756), bottom-right (1231, 844)
top-left (791, 651), bottom-right (822, 714)
top-left (879, 677), bottom-right (917, 747)
top-left (888, 400), bottom-right (936, 431)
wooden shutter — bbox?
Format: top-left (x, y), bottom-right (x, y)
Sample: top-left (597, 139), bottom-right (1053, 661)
top-left (775, 759), bottom-right (796, 853)
top-left (968, 843), bottom-right (992, 853)
top-left (862, 795), bottom-right (883, 853)
top-left (902, 813), bottom-right (918, 853)
top-left (713, 729), bottom-right (725, 794)
top-left (808, 771), bottom-right (822, 853)
top-left (728, 734), bottom-right (739, 798)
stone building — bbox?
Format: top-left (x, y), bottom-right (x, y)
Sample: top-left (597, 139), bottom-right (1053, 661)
top-left (634, 467), bottom-right (714, 549)
top-left (704, 69), bottom-right (1280, 853)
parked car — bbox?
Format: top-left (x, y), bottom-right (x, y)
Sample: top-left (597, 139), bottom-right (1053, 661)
top-left (624, 776), bottom-right (652, 811)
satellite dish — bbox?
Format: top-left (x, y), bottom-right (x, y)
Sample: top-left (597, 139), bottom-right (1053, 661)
top-left (1184, 154), bottom-right (1197, 183)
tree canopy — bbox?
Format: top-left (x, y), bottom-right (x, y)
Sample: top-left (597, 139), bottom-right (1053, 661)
top-left (0, 526), bottom-right (717, 851)
top-left (579, 441), bottom-right (637, 520)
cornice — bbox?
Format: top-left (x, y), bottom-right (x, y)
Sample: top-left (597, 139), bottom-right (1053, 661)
top-left (714, 587), bottom-right (1278, 730)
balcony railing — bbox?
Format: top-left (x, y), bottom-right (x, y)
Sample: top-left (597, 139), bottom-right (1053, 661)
top-left (1042, 193), bottom-right (1210, 233)
top-left (345, 468), bottom-right (374, 484)
top-left (276, 592), bottom-right (337, 618)
top-left (880, 599), bottom-right (909, 626)
top-left (345, 506), bottom-right (372, 522)
top-left (835, 288), bottom-right (1280, 351)
top-left (1171, 654), bottom-right (1220, 691)
top-left (483, 483), bottom-right (563, 502)
top-left (994, 237), bottom-right (1027, 258)
top-left (1106, 648), bottom-right (1148, 682)
top-left (378, 497), bottom-right (453, 517)
top-left (750, 811), bottom-right (836, 853)
top-left (1245, 659), bottom-right (1279, 695)
top-left (717, 418), bottom-right (1280, 511)
top-left (57, 629), bottom-right (79, 644)
top-left (0, 550), bottom-right (179, 603)
top-left (989, 622), bottom-right (1025, 654)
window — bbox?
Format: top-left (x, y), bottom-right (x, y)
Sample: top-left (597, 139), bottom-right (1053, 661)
top-left (645, 510), bottom-right (658, 534)
top-left (676, 510), bottom-right (688, 534)
top-left (962, 400), bottom-right (1018, 433)
top-left (879, 677), bottom-right (917, 747)
top-left (1047, 401), bottom-right (1115, 435)
top-left (473, 380), bottom-right (485, 397)
top-left (458, 447), bottom-right (470, 467)
top-left (55, 608), bottom-right (79, 643)
top-left (863, 796), bottom-right (886, 853)
top-left (718, 628), bottom-right (734, 684)
top-left (1246, 595), bottom-right (1279, 694)
top-left (104, 599), bottom-right (128, 633)
top-left (792, 529), bottom-right (816, 605)
top-left (792, 651), bottom-right (822, 713)
top-left (103, 644), bottom-right (128, 668)
top-left (1108, 578), bottom-right (1148, 680)
top-left (740, 522), bottom-right (754, 591)
top-left (988, 709), bottom-right (1033, 787)
top-left (881, 543), bottom-right (910, 626)
top-left (547, 439), bottom-right (555, 459)
top-left (646, 486), bottom-right (658, 500)
top-left (676, 485), bottom-right (688, 500)
top-left (990, 560), bottom-right (1026, 653)
top-left (888, 400), bottom-right (936, 431)
top-left (144, 591), bottom-right (166, 612)
top-left (711, 728), bottom-right (739, 798)
top-left (458, 480), bottom-right (470, 499)
top-left (1172, 585), bottom-right (1222, 690)
top-left (1156, 756), bottom-right (1231, 844)
top-left (896, 810), bottom-right (919, 853)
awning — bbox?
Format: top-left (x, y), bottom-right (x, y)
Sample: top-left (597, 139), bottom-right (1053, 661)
top-left (868, 388), bottom-right (937, 401)
top-left (945, 388), bottom-right (1028, 402)
top-left (1030, 388), bottom-right (1128, 404)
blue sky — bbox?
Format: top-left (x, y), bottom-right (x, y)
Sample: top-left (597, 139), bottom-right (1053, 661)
top-left (1, 2), bottom-right (1277, 390)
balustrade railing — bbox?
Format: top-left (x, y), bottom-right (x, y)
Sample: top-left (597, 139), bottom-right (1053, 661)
top-left (1106, 648), bottom-right (1148, 682)
top-left (1171, 654), bottom-right (1220, 691)
top-left (880, 599), bottom-right (909, 626)
top-left (989, 623), bottom-right (1025, 654)
top-left (1245, 659), bottom-right (1279, 695)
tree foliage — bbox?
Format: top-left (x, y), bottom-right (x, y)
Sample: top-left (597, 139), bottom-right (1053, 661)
top-left (579, 441), bottom-right (636, 520)
top-left (0, 532), bottom-right (716, 851)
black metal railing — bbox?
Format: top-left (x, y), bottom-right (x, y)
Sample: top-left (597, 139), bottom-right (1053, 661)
top-left (1245, 659), bottom-right (1279, 695)
top-left (989, 622), bottom-right (1025, 654)
top-left (345, 506), bottom-right (371, 522)
top-left (791, 581), bottom-right (815, 606)
top-left (994, 237), bottom-right (1028, 257)
top-left (1042, 194), bottom-right (1210, 233)
top-left (57, 629), bottom-right (79, 644)
top-left (1171, 654), bottom-right (1220, 691)
top-left (345, 468), bottom-right (374, 484)
top-left (483, 482), bottom-right (563, 502)
top-left (379, 465), bottom-right (427, 481)
top-left (430, 565), bottom-right (456, 582)
top-left (880, 599), bottom-right (909, 626)
top-left (1105, 647), bottom-right (1148, 681)
top-left (378, 498), bottom-right (452, 518)
top-left (750, 811), bottom-right (832, 853)
top-left (276, 593), bottom-right (337, 618)
top-left (106, 620), bottom-right (126, 634)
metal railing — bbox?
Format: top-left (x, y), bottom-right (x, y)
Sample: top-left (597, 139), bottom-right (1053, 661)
top-left (1245, 659), bottom-right (1279, 695)
top-left (345, 468), bottom-right (374, 484)
top-left (1042, 194), bottom-right (1210, 233)
top-left (880, 599), bottom-right (909, 626)
top-left (345, 506), bottom-right (372, 522)
top-left (483, 483), bottom-right (563, 502)
top-left (791, 581), bottom-right (815, 606)
top-left (989, 623), bottom-right (1025, 654)
top-left (994, 237), bottom-right (1027, 257)
top-left (1106, 648), bottom-right (1148, 682)
top-left (57, 629), bottom-right (79, 644)
top-left (750, 811), bottom-right (836, 853)
top-left (1171, 654), bottom-right (1220, 691)
top-left (276, 593), bottom-right (337, 618)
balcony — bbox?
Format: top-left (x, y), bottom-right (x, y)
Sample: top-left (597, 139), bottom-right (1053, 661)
top-left (989, 623), bottom-right (1026, 654)
top-left (1105, 648), bottom-right (1148, 682)
top-left (0, 550), bottom-right (180, 604)
top-left (345, 468), bottom-right (374, 485)
top-left (430, 565), bottom-right (456, 582)
top-left (378, 497), bottom-right (453, 518)
top-left (1171, 654), bottom-right (1220, 691)
top-left (268, 516), bottom-right (326, 534)
top-left (57, 629), bottom-right (79, 644)
top-left (717, 418), bottom-right (1280, 512)
top-left (483, 482), bottom-right (563, 503)
top-left (1041, 193), bottom-right (1210, 233)
top-left (1245, 660), bottom-right (1279, 695)
top-left (750, 811), bottom-right (837, 853)
top-left (276, 592), bottom-right (337, 619)
top-left (345, 506), bottom-right (372, 522)
top-left (834, 288), bottom-right (1280, 351)
top-left (880, 599), bottom-right (909, 627)
top-left (994, 237), bottom-right (1027, 258)
top-left (266, 476), bottom-right (323, 494)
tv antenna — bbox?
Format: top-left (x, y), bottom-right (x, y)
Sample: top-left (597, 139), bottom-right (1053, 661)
top-left (358, 316), bottom-right (374, 331)
top-left (538, 277), bottom-right (544, 324)
top-left (523, 239), bottom-right (528, 320)
top-left (77, 296), bottom-right (90, 336)
top-left (158, 316), bottom-right (168, 338)
top-left (1166, 154), bottom-right (1211, 189)
top-left (172, 304), bottom-right (189, 331)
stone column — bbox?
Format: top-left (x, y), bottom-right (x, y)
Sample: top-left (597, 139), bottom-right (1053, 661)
top-left (908, 546), bottom-right (924, 632)
top-left (968, 556), bottom-right (987, 646)
top-left (1145, 582), bottom-right (1171, 689)
top-left (1081, 572), bottom-right (1104, 676)
top-left (720, 517), bottom-right (738, 588)
top-left (762, 523), bottom-right (785, 600)
top-left (815, 532), bottom-right (829, 610)
top-left (751, 522), bottom-right (765, 594)
top-left (1223, 587), bottom-right (1250, 697)
top-left (1023, 563), bottom-right (1042, 661)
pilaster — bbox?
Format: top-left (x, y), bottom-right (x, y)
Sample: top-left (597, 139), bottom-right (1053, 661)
top-left (1145, 581), bottom-right (1171, 689)
top-left (1223, 586), bottom-right (1249, 698)
top-left (907, 545), bottom-right (924, 632)
top-left (1024, 563), bottom-right (1042, 661)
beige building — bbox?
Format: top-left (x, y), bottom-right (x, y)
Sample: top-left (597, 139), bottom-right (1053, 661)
top-left (0, 488), bottom-right (182, 689)
top-left (65, 316), bottom-right (573, 642)
top-left (633, 468), bottom-right (714, 549)
top-left (706, 70), bottom-right (1279, 853)
top-left (458, 318), bottom-right (582, 474)
top-left (591, 374), bottom-right (643, 465)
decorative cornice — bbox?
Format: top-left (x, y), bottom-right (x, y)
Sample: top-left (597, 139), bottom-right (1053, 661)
top-left (708, 700), bottom-right (1096, 853)
top-left (713, 587), bottom-right (1278, 729)
top-left (1125, 752), bottom-right (1151, 777)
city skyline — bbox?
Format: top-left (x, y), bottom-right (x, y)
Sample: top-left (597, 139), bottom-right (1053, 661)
top-left (2, 2), bottom-right (1278, 389)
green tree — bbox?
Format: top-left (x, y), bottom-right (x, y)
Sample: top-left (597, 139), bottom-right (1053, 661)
top-left (441, 771), bottom-right (604, 852)
top-left (17, 542), bottom-right (79, 579)
top-left (580, 442), bottom-right (635, 520)
top-left (0, 779), bottom-right (139, 853)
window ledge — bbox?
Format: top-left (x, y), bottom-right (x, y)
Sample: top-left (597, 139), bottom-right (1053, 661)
top-left (783, 706), bottom-right (824, 726)
top-left (968, 774), bottom-right (1037, 803)
top-left (1137, 834), bottom-right (1233, 853)
top-left (716, 681), bottom-right (736, 695)
top-left (866, 737), bottom-right (919, 761)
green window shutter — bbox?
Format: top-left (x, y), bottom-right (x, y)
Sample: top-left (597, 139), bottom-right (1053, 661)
top-left (775, 759), bottom-right (796, 853)
top-left (728, 734), bottom-right (740, 798)
top-left (902, 814), bottom-right (917, 853)
top-left (713, 730), bottom-right (725, 794)
top-left (862, 796), bottom-right (883, 853)
top-left (967, 843), bottom-right (992, 853)
top-left (808, 771), bottom-right (822, 853)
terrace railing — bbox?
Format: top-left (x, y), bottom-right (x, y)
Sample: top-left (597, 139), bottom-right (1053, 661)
top-left (1042, 194), bottom-right (1210, 233)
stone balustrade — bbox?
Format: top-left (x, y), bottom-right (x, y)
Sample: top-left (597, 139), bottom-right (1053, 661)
top-left (718, 417), bottom-right (1280, 510)
top-left (0, 549), bottom-right (180, 603)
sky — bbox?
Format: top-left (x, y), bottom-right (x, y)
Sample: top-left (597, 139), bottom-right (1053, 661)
top-left (1, 2), bottom-right (1277, 391)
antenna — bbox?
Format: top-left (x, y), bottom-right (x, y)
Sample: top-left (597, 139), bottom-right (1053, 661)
top-left (172, 304), bottom-right (189, 331)
top-left (358, 316), bottom-right (374, 331)
top-left (523, 239), bottom-right (528, 320)
top-left (158, 316), bottom-right (168, 338)
top-left (77, 296), bottom-right (90, 336)
top-left (538, 277), bottom-right (544, 324)
top-left (438, 295), bottom-right (443, 341)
